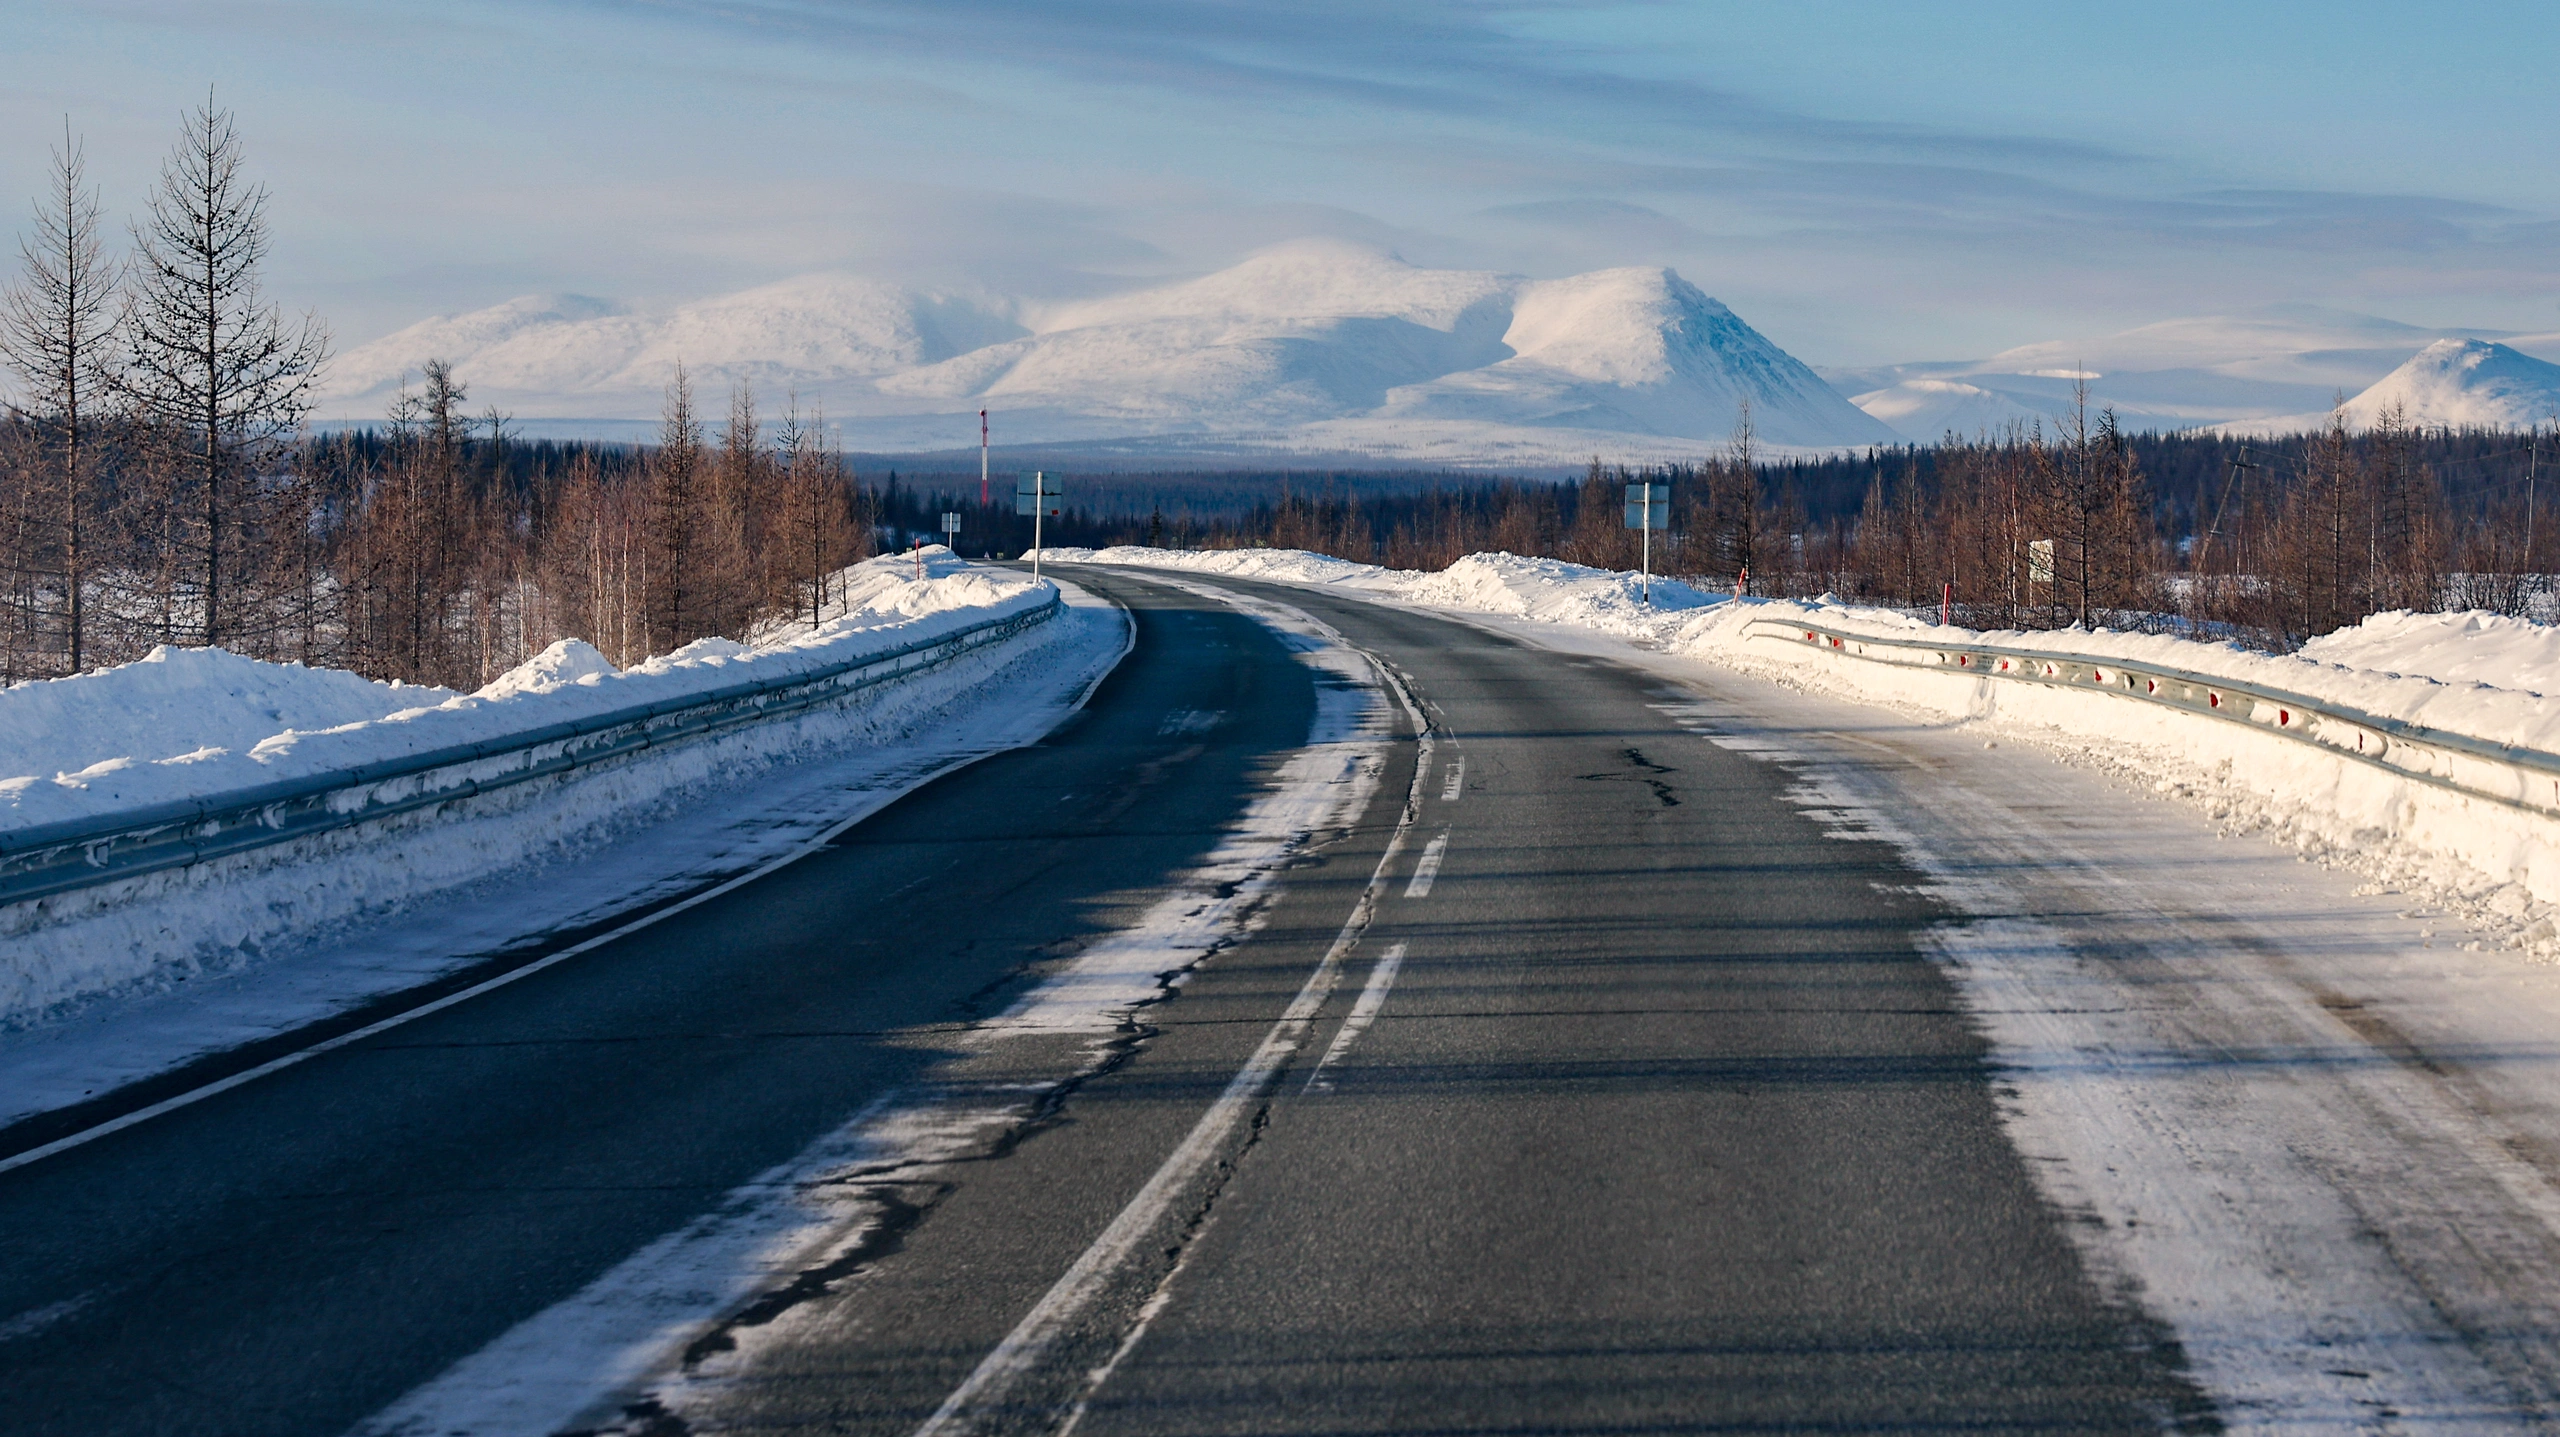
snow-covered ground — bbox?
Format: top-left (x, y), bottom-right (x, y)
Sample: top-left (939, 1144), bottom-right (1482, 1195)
top-left (1045, 542), bottom-right (2560, 1427)
top-left (0, 552), bottom-right (1123, 1113)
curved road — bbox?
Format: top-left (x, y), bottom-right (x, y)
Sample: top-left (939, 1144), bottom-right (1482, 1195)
top-left (0, 567), bottom-right (2207, 1435)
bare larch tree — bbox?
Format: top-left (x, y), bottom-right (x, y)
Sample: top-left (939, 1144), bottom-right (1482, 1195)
top-left (0, 121), bottom-right (118, 672)
top-left (117, 94), bottom-right (326, 648)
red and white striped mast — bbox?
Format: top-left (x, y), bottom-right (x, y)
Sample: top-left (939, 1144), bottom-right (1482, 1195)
top-left (980, 409), bottom-right (989, 506)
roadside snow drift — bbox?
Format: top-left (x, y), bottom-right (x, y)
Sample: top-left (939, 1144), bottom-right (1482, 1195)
top-left (1, 551), bottom-right (1077, 1026)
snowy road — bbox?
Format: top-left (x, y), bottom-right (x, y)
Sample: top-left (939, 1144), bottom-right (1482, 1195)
top-left (7, 567), bottom-right (2559, 1433)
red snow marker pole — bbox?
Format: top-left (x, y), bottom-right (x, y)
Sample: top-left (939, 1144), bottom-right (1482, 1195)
top-left (1941, 581), bottom-right (1952, 626)
top-left (914, 538), bottom-right (923, 583)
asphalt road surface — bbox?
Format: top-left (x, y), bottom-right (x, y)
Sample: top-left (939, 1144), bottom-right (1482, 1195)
top-left (0, 567), bottom-right (2212, 1435)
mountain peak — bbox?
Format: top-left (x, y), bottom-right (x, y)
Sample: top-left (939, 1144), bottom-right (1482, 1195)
top-left (2342, 339), bottom-right (2560, 429)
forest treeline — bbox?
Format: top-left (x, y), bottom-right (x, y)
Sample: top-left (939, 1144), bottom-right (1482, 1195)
top-left (1096, 402), bottom-right (2556, 649)
top-left (7, 107), bottom-right (2556, 685)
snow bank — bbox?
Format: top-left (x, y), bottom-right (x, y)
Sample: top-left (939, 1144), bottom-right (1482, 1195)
top-left (3, 550), bottom-right (1080, 1026)
top-left (1680, 598), bottom-right (2560, 755)
top-left (1047, 543), bottom-right (2560, 958)
top-left (2299, 609), bottom-right (2560, 696)
top-left (1036, 545), bottom-right (1710, 637)
top-left (0, 548), bottom-right (1048, 837)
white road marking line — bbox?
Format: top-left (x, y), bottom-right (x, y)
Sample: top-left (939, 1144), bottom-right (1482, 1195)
top-left (0, 1291), bottom-right (95, 1345)
top-left (0, 600), bottom-right (1145, 1182)
top-left (1439, 756), bottom-right (1465, 801)
top-left (1404, 831), bottom-right (1449, 898)
top-left (1303, 943), bottom-right (1407, 1095)
top-left (909, 654), bottom-right (1435, 1437)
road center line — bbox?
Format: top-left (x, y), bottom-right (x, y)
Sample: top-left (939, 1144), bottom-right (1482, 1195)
top-left (909, 652), bottom-right (1434, 1437)
top-left (1404, 830), bottom-right (1450, 897)
top-left (1304, 942), bottom-right (1407, 1095)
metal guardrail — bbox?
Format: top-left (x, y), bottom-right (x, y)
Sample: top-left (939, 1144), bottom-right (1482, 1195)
top-left (0, 590), bottom-right (1064, 907)
top-left (1744, 614), bottom-right (2560, 818)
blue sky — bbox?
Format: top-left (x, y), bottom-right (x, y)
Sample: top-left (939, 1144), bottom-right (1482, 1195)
top-left (7, 1), bottom-right (2557, 364)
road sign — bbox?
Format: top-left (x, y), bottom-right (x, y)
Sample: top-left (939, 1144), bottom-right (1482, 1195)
top-left (1623, 480), bottom-right (1667, 605)
top-left (1623, 484), bottom-right (1668, 531)
top-left (1016, 472), bottom-right (1062, 582)
top-left (940, 511), bottom-right (962, 538)
top-left (1014, 471), bottom-right (1062, 518)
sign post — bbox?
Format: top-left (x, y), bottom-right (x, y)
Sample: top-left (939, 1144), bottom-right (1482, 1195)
top-left (940, 510), bottom-right (962, 554)
top-left (1015, 471), bottom-right (1062, 582)
top-left (2027, 538), bottom-right (2056, 603)
top-left (1623, 479), bottom-right (1669, 605)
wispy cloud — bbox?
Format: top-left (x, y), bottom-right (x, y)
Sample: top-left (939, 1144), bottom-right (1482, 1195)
top-left (14, 0), bottom-right (2557, 361)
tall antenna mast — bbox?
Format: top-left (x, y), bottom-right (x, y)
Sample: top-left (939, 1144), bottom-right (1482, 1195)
top-left (980, 409), bottom-right (989, 507)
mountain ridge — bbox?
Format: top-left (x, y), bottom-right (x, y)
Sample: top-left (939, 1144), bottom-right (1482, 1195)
top-left (319, 241), bottom-right (1897, 458)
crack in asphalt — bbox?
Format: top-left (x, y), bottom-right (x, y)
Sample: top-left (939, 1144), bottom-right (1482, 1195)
top-left (1576, 746), bottom-right (1680, 807)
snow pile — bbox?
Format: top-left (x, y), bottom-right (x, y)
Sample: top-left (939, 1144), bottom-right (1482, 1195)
top-left (2300, 609), bottom-right (2560, 693)
top-left (0, 548), bottom-right (1049, 837)
top-left (3, 550), bottom-right (1083, 1026)
top-left (474, 639), bottom-right (618, 699)
top-left (1032, 545), bottom-right (1407, 593)
top-left (0, 650), bottom-right (457, 821)
top-left (1036, 545), bottom-right (1710, 637)
top-left (1400, 554), bottom-right (1712, 635)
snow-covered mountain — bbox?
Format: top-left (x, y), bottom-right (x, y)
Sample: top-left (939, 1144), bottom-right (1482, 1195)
top-left (2215, 340), bottom-right (2560, 436)
top-left (1835, 306), bottom-right (2560, 441)
top-left (326, 275), bottom-right (1027, 420)
top-left (318, 241), bottom-right (1895, 459)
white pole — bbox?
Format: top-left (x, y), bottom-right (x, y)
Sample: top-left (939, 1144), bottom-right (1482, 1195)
top-left (1032, 472), bottom-right (1044, 585)
top-left (1641, 481), bottom-right (1653, 605)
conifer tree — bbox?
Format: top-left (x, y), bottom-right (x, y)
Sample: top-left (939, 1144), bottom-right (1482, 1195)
top-left (645, 365), bottom-right (704, 651)
top-left (0, 122), bottom-right (117, 671)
